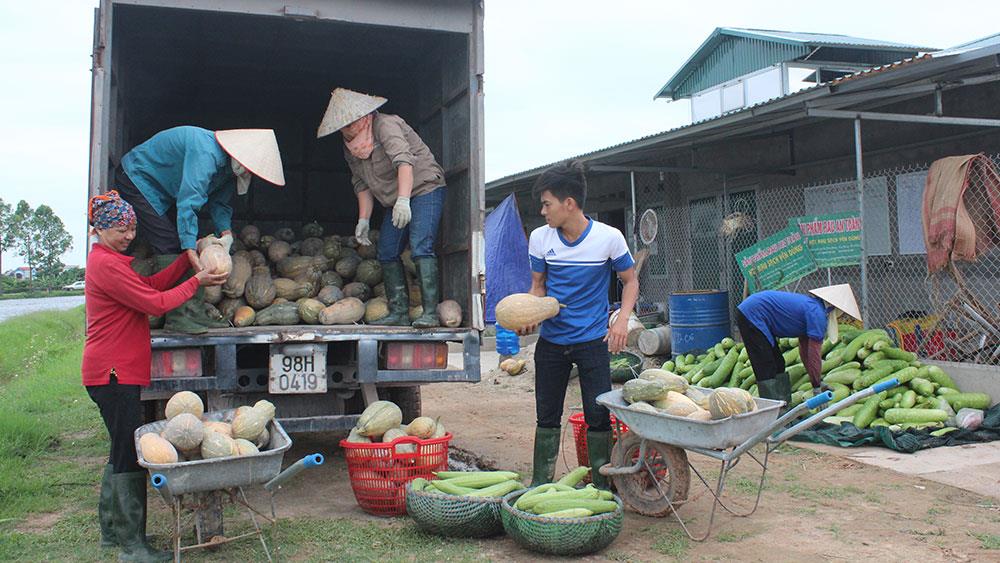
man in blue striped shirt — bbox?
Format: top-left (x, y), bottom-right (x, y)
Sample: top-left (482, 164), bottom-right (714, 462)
top-left (521, 162), bottom-right (638, 488)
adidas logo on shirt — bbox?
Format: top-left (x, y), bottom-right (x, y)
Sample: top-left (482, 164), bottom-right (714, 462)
top-left (546, 249), bottom-right (557, 257)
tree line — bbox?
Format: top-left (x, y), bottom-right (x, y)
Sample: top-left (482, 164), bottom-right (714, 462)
top-left (1, 197), bottom-right (75, 292)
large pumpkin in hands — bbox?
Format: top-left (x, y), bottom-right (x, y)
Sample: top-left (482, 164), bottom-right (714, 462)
top-left (494, 293), bottom-right (561, 331)
top-left (199, 243), bottom-right (232, 276)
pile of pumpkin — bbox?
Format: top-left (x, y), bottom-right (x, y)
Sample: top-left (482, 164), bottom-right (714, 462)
top-left (621, 369), bottom-right (757, 420)
top-left (344, 400), bottom-right (448, 452)
top-left (137, 391), bottom-right (276, 465)
top-left (133, 221), bottom-right (464, 328)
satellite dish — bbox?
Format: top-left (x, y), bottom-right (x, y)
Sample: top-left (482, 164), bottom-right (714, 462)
top-left (639, 209), bottom-right (658, 245)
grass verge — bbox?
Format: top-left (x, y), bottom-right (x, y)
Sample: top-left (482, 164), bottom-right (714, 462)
top-left (0, 290), bottom-right (85, 300)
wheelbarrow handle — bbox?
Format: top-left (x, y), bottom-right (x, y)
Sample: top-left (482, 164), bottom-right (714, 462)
top-left (804, 390), bottom-right (834, 410)
top-left (770, 378), bottom-right (901, 444)
top-left (151, 473), bottom-right (167, 489)
top-left (264, 453), bottom-right (324, 493)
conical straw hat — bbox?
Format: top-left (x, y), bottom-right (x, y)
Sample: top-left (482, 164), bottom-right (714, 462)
top-left (317, 88), bottom-right (387, 138)
top-left (215, 129), bottom-right (285, 187)
top-left (809, 284), bottom-right (861, 320)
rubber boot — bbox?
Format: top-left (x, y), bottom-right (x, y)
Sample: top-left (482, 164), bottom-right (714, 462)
top-left (530, 427), bottom-right (561, 486)
top-left (111, 472), bottom-right (170, 562)
top-left (411, 257), bottom-right (441, 328)
top-left (757, 372), bottom-right (792, 407)
top-left (377, 261), bottom-right (411, 326)
top-left (586, 430), bottom-right (612, 490)
top-left (99, 464), bottom-right (116, 548)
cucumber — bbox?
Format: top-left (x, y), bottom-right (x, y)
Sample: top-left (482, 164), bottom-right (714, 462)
top-left (899, 390), bottom-right (917, 408)
top-left (852, 395), bottom-right (882, 429)
top-left (662, 360), bottom-right (676, 372)
top-left (829, 382), bottom-right (850, 403)
top-left (826, 341), bottom-right (847, 360)
top-left (842, 330), bottom-right (891, 362)
top-left (823, 369), bottom-right (860, 386)
top-left (936, 387), bottom-right (959, 396)
top-left (699, 347), bottom-right (740, 388)
top-left (930, 427), bottom-right (959, 437)
top-left (783, 347), bottom-right (801, 367)
top-left (675, 355), bottom-right (687, 368)
top-left (749, 384), bottom-right (758, 397)
top-left (740, 373), bottom-right (757, 390)
top-left (898, 421), bottom-right (944, 431)
top-left (870, 418), bottom-right (889, 428)
top-left (857, 348), bottom-right (872, 360)
top-left (862, 351), bottom-right (886, 368)
top-left (881, 347), bottom-right (917, 362)
top-left (909, 377), bottom-right (935, 397)
top-left (829, 361), bottom-right (861, 374)
top-left (738, 365), bottom-right (754, 379)
top-left (737, 347), bottom-right (749, 363)
top-left (714, 343), bottom-right (726, 358)
top-left (879, 398), bottom-right (897, 410)
top-left (925, 365), bottom-right (958, 389)
top-left (883, 408), bottom-right (949, 424)
top-left (942, 393), bottom-right (992, 410)
top-left (787, 363), bottom-right (808, 379)
top-left (556, 466), bottom-right (591, 487)
top-left (837, 403), bottom-right (864, 417)
top-left (686, 354), bottom-right (696, 364)
top-left (821, 353), bottom-right (844, 374)
top-left (541, 508), bottom-right (595, 518)
top-left (821, 338), bottom-right (835, 356)
top-left (870, 359), bottom-right (910, 372)
top-left (532, 498), bottom-right (618, 516)
top-left (721, 337), bottom-right (736, 349)
top-left (852, 364), bottom-right (898, 390)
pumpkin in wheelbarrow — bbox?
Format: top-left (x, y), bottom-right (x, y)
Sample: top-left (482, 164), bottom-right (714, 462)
top-left (707, 387), bottom-right (756, 420)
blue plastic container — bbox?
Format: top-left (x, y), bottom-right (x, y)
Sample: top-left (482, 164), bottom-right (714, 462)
top-left (495, 325), bottom-right (520, 356)
top-left (669, 290), bottom-right (730, 356)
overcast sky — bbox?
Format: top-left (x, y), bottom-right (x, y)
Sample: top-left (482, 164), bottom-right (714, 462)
top-left (1, 0), bottom-right (997, 270)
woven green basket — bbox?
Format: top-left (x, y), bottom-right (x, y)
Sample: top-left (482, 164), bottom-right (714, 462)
top-left (500, 489), bottom-right (624, 555)
top-left (405, 483), bottom-right (522, 538)
top-left (610, 351), bottom-right (642, 383)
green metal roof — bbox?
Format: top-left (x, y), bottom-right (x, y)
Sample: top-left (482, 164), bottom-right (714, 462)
top-left (655, 27), bottom-right (933, 100)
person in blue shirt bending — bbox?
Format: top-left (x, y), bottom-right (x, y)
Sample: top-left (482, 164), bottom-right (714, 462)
top-left (736, 284), bottom-right (862, 405)
top-left (115, 126), bottom-right (285, 333)
top-left (519, 162), bottom-right (639, 489)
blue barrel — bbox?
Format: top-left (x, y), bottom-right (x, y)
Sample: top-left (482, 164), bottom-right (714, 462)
top-left (669, 290), bottom-right (731, 356)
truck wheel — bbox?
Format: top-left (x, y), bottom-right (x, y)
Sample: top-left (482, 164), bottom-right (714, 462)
top-left (384, 386), bottom-right (421, 421)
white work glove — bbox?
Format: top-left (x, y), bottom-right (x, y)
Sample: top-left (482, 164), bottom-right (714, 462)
top-left (392, 196), bottom-right (411, 229)
top-left (355, 218), bottom-right (372, 246)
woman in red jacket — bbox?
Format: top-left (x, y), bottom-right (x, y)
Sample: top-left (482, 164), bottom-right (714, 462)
top-left (83, 191), bottom-right (227, 562)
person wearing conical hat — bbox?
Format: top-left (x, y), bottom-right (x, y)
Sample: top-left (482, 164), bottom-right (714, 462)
top-left (115, 126), bottom-right (285, 334)
top-left (735, 284), bottom-right (862, 405)
top-left (318, 88), bottom-right (447, 328)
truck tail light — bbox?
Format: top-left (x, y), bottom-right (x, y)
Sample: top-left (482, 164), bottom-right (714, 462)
top-left (385, 342), bottom-right (448, 370)
top-left (151, 348), bottom-right (202, 378)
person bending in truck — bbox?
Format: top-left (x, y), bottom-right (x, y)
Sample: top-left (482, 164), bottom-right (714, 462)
top-left (735, 284), bottom-right (862, 405)
top-left (516, 162), bottom-right (639, 489)
top-left (317, 88), bottom-right (447, 328)
top-left (82, 191), bottom-right (227, 561)
top-left (115, 126), bottom-right (285, 334)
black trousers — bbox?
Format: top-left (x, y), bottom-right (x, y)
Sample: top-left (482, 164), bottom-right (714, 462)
top-left (115, 164), bottom-right (181, 255)
top-left (735, 310), bottom-right (785, 383)
top-left (534, 337), bottom-right (612, 432)
top-left (87, 374), bottom-right (143, 473)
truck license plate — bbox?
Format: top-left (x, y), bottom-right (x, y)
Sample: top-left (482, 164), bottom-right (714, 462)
top-left (269, 344), bottom-right (327, 394)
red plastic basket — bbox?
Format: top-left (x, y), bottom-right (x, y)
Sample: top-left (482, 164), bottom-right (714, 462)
top-left (569, 413), bottom-right (628, 471)
top-left (340, 433), bottom-right (452, 516)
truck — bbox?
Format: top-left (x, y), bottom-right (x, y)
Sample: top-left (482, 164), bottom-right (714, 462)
top-left (88, 0), bottom-right (485, 431)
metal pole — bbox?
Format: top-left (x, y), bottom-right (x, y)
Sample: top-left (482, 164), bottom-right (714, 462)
top-left (854, 118), bottom-right (868, 326)
top-left (827, 267), bottom-right (832, 286)
top-left (629, 171), bottom-right (637, 250)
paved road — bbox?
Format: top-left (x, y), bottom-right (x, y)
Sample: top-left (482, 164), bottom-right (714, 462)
top-left (0, 295), bottom-right (85, 323)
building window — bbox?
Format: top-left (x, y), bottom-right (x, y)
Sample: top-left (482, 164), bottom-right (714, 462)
top-left (745, 67), bottom-right (782, 106)
top-left (722, 82), bottom-right (744, 113)
top-left (691, 88), bottom-right (722, 121)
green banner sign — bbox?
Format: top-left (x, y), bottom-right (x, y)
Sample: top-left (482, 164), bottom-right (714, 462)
top-left (789, 212), bottom-right (863, 268)
top-left (735, 226), bottom-right (816, 292)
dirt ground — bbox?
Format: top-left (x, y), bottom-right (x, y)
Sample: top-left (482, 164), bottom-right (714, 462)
top-left (261, 344), bottom-right (1000, 562)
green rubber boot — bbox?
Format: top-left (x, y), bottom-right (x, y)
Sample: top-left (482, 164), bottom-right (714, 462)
top-left (99, 464), bottom-right (116, 548)
top-left (586, 430), bottom-right (612, 490)
top-left (757, 372), bottom-right (792, 407)
top-left (111, 472), bottom-right (170, 562)
top-left (377, 261), bottom-right (411, 326)
top-left (411, 257), bottom-right (440, 328)
top-left (530, 426), bottom-right (561, 486)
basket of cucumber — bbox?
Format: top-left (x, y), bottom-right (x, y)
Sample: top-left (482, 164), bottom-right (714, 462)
top-left (610, 351), bottom-right (642, 383)
top-left (405, 471), bottom-right (525, 538)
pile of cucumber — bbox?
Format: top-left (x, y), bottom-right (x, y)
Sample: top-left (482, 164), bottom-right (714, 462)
top-left (412, 471), bottom-right (524, 498)
top-left (512, 467), bottom-right (618, 518)
top-left (664, 327), bottom-right (992, 433)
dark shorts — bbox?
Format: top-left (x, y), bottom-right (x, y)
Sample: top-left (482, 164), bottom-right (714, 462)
top-left (115, 164), bottom-right (181, 255)
top-left (533, 336), bottom-right (612, 431)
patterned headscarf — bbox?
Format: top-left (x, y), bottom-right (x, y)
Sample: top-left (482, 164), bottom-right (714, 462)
top-left (88, 190), bottom-right (136, 230)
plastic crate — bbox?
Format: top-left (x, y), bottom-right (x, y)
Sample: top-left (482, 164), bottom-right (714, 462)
top-left (340, 433), bottom-right (452, 516)
top-left (568, 413), bottom-right (628, 479)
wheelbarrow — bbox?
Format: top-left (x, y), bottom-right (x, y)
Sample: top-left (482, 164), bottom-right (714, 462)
top-left (596, 378), bottom-right (900, 540)
top-left (135, 410), bottom-right (323, 561)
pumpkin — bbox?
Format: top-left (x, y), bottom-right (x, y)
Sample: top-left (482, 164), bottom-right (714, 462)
top-left (345, 428), bottom-right (371, 443)
top-left (343, 282), bottom-right (371, 301)
top-left (357, 242), bottom-right (378, 259)
top-left (223, 254), bottom-right (252, 298)
top-left (273, 297), bottom-right (289, 305)
top-left (320, 270), bottom-right (344, 288)
top-left (255, 302), bottom-right (300, 326)
top-left (247, 249), bottom-right (267, 267)
top-left (233, 306), bottom-right (256, 327)
top-left (277, 256), bottom-right (318, 279)
top-left (499, 358), bottom-right (526, 376)
top-left (436, 300), bottom-right (462, 327)
top-left (218, 298), bottom-right (246, 321)
top-left (640, 369), bottom-right (688, 393)
top-left (204, 285), bottom-right (223, 305)
top-left (382, 428), bottom-right (415, 454)
top-left (494, 293), bottom-right (562, 331)
top-left (628, 401), bottom-right (660, 414)
top-left (230, 239), bottom-right (246, 253)
top-left (199, 243), bottom-right (232, 275)
top-left (274, 227), bottom-right (296, 242)
top-left (139, 433), bottom-right (178, 464)
top-left (355, 260), bottom-right (382, 286)
top-left (161, 413), bottom-right (205, 451)
top-left (254, 428), bottom-right (270, 449)
top-left (651, 391), bottom-right (700, 417)
top-left (203, 421), bottom-right (233, 437)
top-left (364, 297), bottom-right (390, 323)
top-left (431, 420), bottom-right (447, 439)
top-left (687, 408), bottom-right (713, 422)
top-left (708, 388), bottom-right (755, 420)
top-left (273, 278), bottom-right (313, 301)
top-left (254, 399), bottom-right (276, 421)
top-left (334, 255), bottom-right (362, 279)
top-left (316, 285), bottom-right (344, 306)
top-left (373, 283), bottom-right (386, 298)
top-left (319, 298), bottom-right (365, 325)
top-left (259, 235), bottom-right (274, 251)
top-left (234, 438), bottom-right (260, 456)
top-left (165, 391), bottom-right (204, 420)
top-left (245, 267), bottom-right (277, 309)
top-left (299, 237), bottom-right (325, 257)
top-left (355, 400), bottom-right (403, 437)
top-left (239, 225), bottom-right (261, 248)
top-left (267, 240), bottom-right (292, 263)
top-left (323, 238), bottom-right (343, 261)
top-left (621, 379), bottom-right (670, 404)
top-left (201, 430), bottom-right (238, 459)
top-left (298, 298), bottom-right (326, 324)
top-left (301, 221), bottom-right (324, 238)
top-left (684, 387), bottom-right (712, 410)
top-left (231, 406), bottom-right (270, 440)
top-left (406, 417), bottom-right (437, 439)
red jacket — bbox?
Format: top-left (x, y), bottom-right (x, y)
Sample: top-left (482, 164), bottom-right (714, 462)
top-left (82, 244), bottom-right (199, 386)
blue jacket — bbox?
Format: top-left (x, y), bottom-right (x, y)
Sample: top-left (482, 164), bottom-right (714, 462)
top-left (121, 126), bottom-right (235, 250)
top-left (737, 290), bottom-right (829, 346)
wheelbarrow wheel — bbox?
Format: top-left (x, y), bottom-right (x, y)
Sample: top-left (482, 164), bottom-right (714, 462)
top-left (610, 431), bottom-right (690, 517)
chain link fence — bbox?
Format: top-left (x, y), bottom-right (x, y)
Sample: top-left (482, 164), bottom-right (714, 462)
top-left (624, 153), bottom-right (1000, 365)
